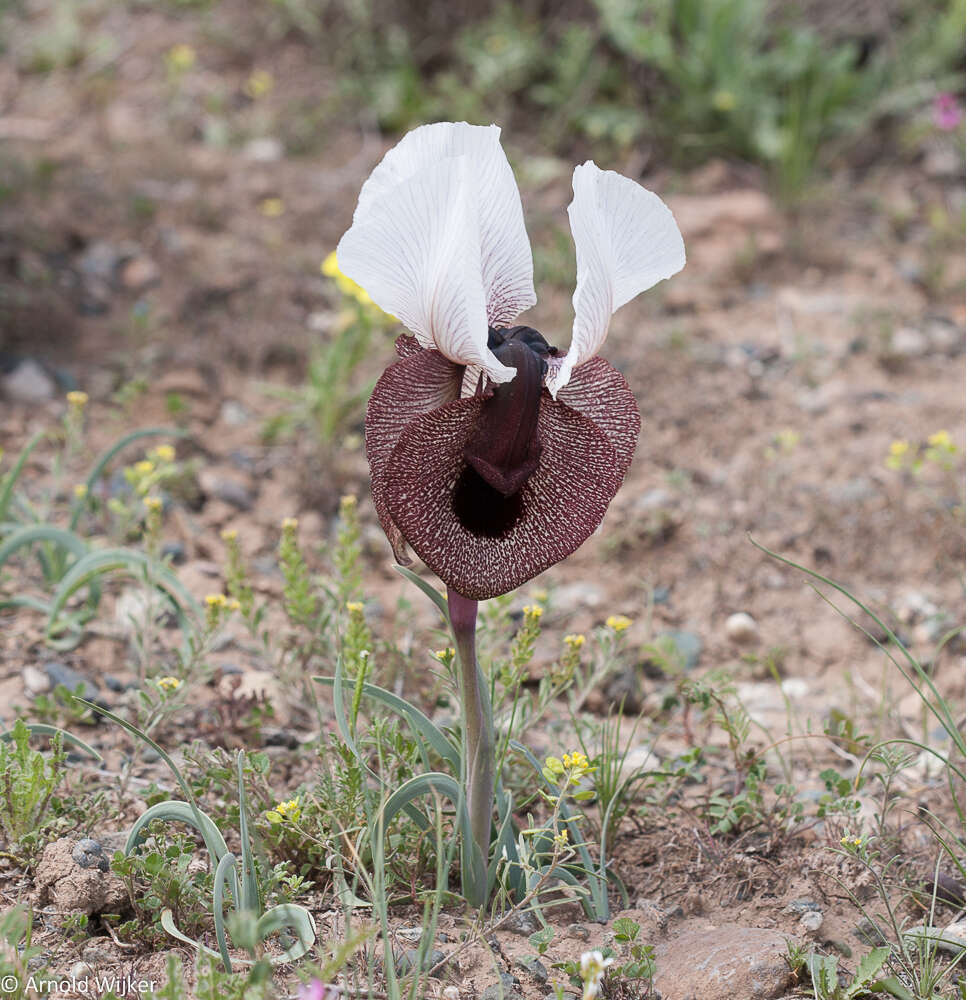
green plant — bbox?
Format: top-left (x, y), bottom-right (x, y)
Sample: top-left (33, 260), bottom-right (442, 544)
top-left (0, 907), bottom-right (47, 1000)
top-left (0, 719), bottom-right (102, 857)
top-left (807, 946), bottom-right (911, 1000)
top-left (0, 426), bottom-right (197, 648)
top-left (82, 704), bottom-right (315, 973)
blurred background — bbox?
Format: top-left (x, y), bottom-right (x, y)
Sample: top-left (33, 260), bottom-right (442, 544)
top-left (1, 0), bottom-right (965, 684)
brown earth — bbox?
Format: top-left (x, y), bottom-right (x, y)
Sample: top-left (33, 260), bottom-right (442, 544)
top-left (2, 0), bottom-right (966, 997)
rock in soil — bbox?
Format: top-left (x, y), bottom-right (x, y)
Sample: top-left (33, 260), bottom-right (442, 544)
top-left (34, 838), bottom-right (128, 916)
top-left (653, 923), bottom-right (797, 1000)
top-left (725, 611), bottom-right (760, 644)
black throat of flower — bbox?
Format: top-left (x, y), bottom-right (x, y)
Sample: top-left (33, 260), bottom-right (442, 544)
top-left (454, 326), bottom-right (554, 538)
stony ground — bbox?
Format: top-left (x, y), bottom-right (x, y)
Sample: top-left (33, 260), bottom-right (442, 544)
top-left (2, 1), bottom-right (966, 997)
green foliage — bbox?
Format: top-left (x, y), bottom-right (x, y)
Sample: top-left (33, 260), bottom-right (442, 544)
top-left (0, 719), bottom-right (67, 847)
top-left (0, 907), bottom-right (47, 1000)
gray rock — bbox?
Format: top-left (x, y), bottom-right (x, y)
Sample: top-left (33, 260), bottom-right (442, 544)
top-left (566, 923), bottom-right (590, 941)
top-left (1, 359), bottom-right (56, 403)
top-left (799, 910), bottom-right (823, 934)
top-left (119, 255), bottom-right (160, 291)
top-left (72, 839), bottom-right (109, 872)
top-left (515, 955), bottom-right (548, 984)
top-left (503, 910), bottom-right (537, 936)
top-left (198, 469), bottom-right (254, 511)
top-left (482, 973), bottom-right (521, 1000)
top-left (604, 665), bottom-right (643, 713)
top-left (77, 241), bottom-right (121, 280)
top-left (161, 541), bottom-right (186, 565)
top-left (243, 137), bottom-right (284, 162)
top-left (890, 326), bottom-right (929, 358)
top-left (395, 948), bottom-right (447, 975)
top-left (651, 630), bottom-right (702, 673)
top-left (44, 662), bottom-right (98, 700)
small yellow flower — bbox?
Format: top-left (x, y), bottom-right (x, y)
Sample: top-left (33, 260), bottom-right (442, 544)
top-left (243, 69), bottom-right (274, 99)
top-left (259, 197), bottom-right (285, 218)
top-left (66, 390), bottom-right (89, 408)
top-left (221, 528), bottom-right (238, 542)
top-left (153, 444), bottom-right (176, 463)
top-left (205, 593), bottom-right (228, 608)
top-left (928, 430), bottom-right (953, 449)
top-left (281, 517), bottom-right (298, 531)
top-left (73, 484), bottom-right (89, 500)
top-left (134, 460), bottom-right (155, 476)
top-left (553, 828), bottom-right (569, 848)
top-left (434, 647), bottom-right (456, 664)
top-left (562, 751), bottom-right (590, 771)
top-left (346, 601), bottom-right (364, 614)
top-left (889, 439), bottom-right (910, 458)
top-left (229, 598), bottom-right (241, 612)
top-left (266, 796), bottom-right (301, 824)
top-left (564, 633), bottom-right (585, 649)
top-left (606, 614), bottom-right (632, 632)
top-left (156, 676), bottom-right (182, 692)
top-left (165, 44), bottom-right (196, 73)
top-left (523, 604), bottom-right (544, 619)
top-left (143, 496), bottom-right (163, 513)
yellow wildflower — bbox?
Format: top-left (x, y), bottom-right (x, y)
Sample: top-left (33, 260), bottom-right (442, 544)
top-left (143, 496), bottom-right (163, 513)
top-left (66, 390), bottom-right (88, 408)
top-left (928, 430), bottom-right (955, 450)
top-left (553, 828), bottom-right (569, 848)
top-left (205, 593), bottom-right (228, 608)
top-left (564, 633), bottom-right (585, 649)
top-left (221, 528), bottom-right (238, 542)
top-left (606, 614), bottom-right (632, 632)
top-left (73, 484), bottom-right (89, 500)
top-left (563, 751), bottom-right (590, 771)
top-left (259, 197), bottom-right (285, 218)
top-left (266, 796), bottom-right (301, 824)
top-left (153, 444), bottom-right (176, 463)
top-left (134, 460), bottom-right (154, 476)
top-left (156, 676), bottom-right (182, 692)
top-left (889, 439), bottom-right (910, 457)
top-left (346, 601), bottom-right (364, 614)
top-left (523, 604), bottom-right (544, 619)
top-left (281, 517), bottom-right (298, 531)
top-left (165, 44), bottom-right (196, 73)
top-left (321, 251), bottom-right (376, 307)
top-left (244, 69), bottom-right (274, 99)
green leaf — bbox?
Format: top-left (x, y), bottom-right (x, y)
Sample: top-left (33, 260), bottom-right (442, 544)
top-left (314, 675), bottom-right (459, 771)
top-left (125, 800), bottom-right (230, 864)
top-left (213, 851), bottom-right (240, 972)
top-left (852, 946), bottom-right (891, 987)
top-left (0, 430), bottom-right (46, 523)
top-left (868, 976), bottom-right (916, 1000)
top-left (72, 427), bottom-right (188, 531)
top-left (0, 722), bottom-right (102, 761)
top-left (393, 564), bottom-right (449, 621)
top-left (253, 904), bottom-right (317, 964)
top-left (380, 771), bottom-right (486, 907)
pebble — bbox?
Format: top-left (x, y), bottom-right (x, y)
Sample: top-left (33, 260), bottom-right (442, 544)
top-left (198, 469), bottom-right (255, 512)
top-left (71, 962), bottom-right (94, 980)
top-left (44, 661), bottom-right (98, 701)
top-left (889, 326), bottom-right (929, 358)
top-left (22, 665), bottom-right (50, 695)
top-left (482, 974), bottom-right (521, 1000)
top-left (160, 540), bottom-right (187, 565)
top-left (515, 955), bottom-right (548, 984)
top-left (725, 612), bottom-right (759, 645)
top-left (394, 947), bottom-right (447, 974)
top-left (120, 255), bottom-right (160, 291)
top-left (72, 838), bottom-right (109, 872)
top-left (798, 910), bottom-right (823, 934)
top-left (77, 240), bottom-right (121, 280)
top-left (1, 358), bottom-right (56, 402)
top-left (566, 923), bottom-right (590, 941)
top-left (503, 910), bottom-right (537, 936)
top-left (220, 400), bottom-right (250, 426)
top-left (603, 666), bottom-right (643, 714)
top-left (243, 137), bottom-right (284, 162)
top-left (654, 630), bottom-right (702, 672)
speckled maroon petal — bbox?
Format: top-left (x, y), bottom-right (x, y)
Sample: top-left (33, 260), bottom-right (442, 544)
top-left (394, 334), bottom-right (422, 359)
top-left (366, 349), bottom-right (463, 562)
top-left (555, 357), bottom-right (641, 476)
top-left (385, 393), bottom-right (624, 600)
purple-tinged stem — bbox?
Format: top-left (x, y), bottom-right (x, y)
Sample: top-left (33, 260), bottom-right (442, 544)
top-left (447, 586), bottom-right (494, 893)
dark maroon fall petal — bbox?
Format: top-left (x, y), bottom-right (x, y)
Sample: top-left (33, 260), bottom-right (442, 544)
top-left (555, 357), bottom-right (641, 477)
top-left (394, 334), bottom-right (422, 359)
top-left (384, 392), bottom-right (626, 600)
top-left (365, 348), bottom-right (463, 563)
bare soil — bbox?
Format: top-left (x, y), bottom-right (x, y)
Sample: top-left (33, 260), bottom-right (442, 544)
top-left (2, 1), bottom-right (966, 996)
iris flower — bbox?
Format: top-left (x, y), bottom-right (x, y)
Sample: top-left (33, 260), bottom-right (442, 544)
top-left (337, 122), bottom-right (685, 601)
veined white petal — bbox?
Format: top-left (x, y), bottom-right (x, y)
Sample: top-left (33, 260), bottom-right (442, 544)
top-left (547, 161), bottom-right (685, 396)
top-left (338, 156), bottom-right (515, 383)
top-left (354, 122), bottom-right (536, 329)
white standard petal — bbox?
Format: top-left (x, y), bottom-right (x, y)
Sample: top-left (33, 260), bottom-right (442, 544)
top-left (337, 156), bottom-right (515, 383)
top-left (354, 121), bottom-right (536, 329)
top-left (547, 161), bottom-right (685, 396)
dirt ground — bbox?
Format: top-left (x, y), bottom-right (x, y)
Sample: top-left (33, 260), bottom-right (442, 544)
top-left (2, 1), bottom-right (966, 996)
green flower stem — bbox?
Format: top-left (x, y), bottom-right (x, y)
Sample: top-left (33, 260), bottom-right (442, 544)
top-left (448, 587), bottom-right (493, 904)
